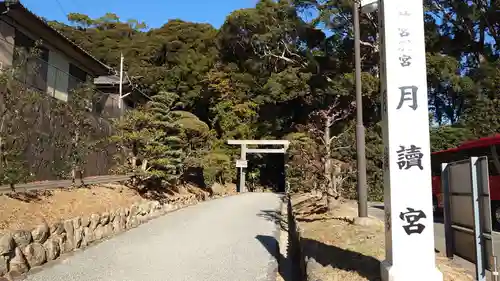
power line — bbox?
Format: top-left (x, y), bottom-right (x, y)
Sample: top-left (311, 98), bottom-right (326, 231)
top-left (53, 0), bottom-right (68, 18)
top-left (124, 71), bottom-right (152, 101)
top-left (111, 55), bottom-right (152, 101)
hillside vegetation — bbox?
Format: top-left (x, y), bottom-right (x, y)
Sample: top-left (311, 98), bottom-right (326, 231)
top-left (36, 0), bottom-right (500, 201)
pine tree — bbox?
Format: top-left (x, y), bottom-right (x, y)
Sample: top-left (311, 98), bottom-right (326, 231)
top-left (110, 107), bottom-right (155, 174)
top-left (145, 91), bottom-right (185, 184)
top-left (111, 91), bottom-right (185, 187)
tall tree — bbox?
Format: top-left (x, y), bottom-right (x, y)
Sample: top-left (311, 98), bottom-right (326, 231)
top-left (145, 91), bottom-right (185, 184)
top-left (49, 0), bottom-right (500, 199)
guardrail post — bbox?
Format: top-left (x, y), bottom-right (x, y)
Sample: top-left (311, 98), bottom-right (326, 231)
top-left (470, 156), bottom-right (487, 281)
top-left (493, 256), bottom-right (499, 281)
top-left (441, 163), bottom-right (453, 259)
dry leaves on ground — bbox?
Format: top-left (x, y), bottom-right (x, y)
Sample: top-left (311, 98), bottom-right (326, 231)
top-left (0, 184), bottom-right (145, 233)
top-left (0, 183), bottom-right (225, 233)
top-left (291, 194), bottom-right (474, 281)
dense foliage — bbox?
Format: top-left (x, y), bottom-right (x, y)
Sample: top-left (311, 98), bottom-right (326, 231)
top-left (0, 45), bottom-right (108, 187)
top-left (44, 0), bottom-right (498, 200)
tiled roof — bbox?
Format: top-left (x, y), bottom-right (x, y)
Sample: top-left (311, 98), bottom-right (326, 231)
top-left (94, 75), bottom-right (129, 85)
top-left (3, 1), bottom-right (115, 75)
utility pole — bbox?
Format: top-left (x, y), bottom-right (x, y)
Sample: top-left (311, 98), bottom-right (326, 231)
top-left (354, 0), bottom-right (368, 218)
top-left (118, 53), bottom-right (124, 114)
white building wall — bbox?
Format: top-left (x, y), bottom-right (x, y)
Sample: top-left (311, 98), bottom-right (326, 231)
top-left (47, 50), bottom-right (69, 102)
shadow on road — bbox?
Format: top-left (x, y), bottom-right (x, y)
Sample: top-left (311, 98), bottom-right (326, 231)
top-left (256, 235), bottom-right (292, 281)
top-left (256, 234), bottom-right (280, 264)
top-left (301, 237), bottom-right (382, 281)
top-left (256, 198), bottom-right (305, 281)
top-left (257, 209), bottom-right (288, 232)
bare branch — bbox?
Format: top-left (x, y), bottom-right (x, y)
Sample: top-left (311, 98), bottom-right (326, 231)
top-left (263, 47), bottom-right (296, 63)
top-left (252, 39), bottom-right (308, 68)
top-left (317, 134), bottom-right (326, 145)
top-left (282, 40), bottom-right (302, 59)
top-left (330, 124), bottom-right (354, 144)
top-left (328, 134), bottom-right (342, 143)
top-left (363, 12), bottom-right (378, 31)
top-left (359, 40), bottom-right (379, 53)
top-left (332, 146), bottom-right (350, 151)
top-left (326, 105), bottom-right (354, 128)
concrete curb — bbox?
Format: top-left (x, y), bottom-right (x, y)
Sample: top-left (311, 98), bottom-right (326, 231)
top-left (286, 194), bottom-right (307, 281)
top-left (272, 194), bottom-right (307, 281)
top-left (268, 194), bottom-right (285, 281)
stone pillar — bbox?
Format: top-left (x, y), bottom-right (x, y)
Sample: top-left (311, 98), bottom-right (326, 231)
top-left (239, 145), bottom-right (247, 193)
top-left (379, 0), bottom-right (443, 280)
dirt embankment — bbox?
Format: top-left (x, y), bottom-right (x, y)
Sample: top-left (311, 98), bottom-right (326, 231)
top-left (291, 194), bottom-right (474, 281)
top-left (0, 183), bottom-right (236, 233)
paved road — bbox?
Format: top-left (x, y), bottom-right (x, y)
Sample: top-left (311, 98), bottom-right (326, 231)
top-left (25, 193), bottom-right (283, 281)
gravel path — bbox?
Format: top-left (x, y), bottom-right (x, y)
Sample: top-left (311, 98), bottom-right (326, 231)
top-left (25, 193), bottom-right (283, 281)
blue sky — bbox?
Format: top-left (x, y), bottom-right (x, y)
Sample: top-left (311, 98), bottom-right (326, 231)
top-left (21, 0), bottom-right (259, 28)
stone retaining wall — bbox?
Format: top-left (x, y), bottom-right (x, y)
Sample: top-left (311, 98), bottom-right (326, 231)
top-left (0, 193), bottom-right (228, 280)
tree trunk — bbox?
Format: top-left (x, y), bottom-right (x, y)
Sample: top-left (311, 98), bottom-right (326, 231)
top-left (327, 174), bottom-right (342, 211)
top-left (326, 190), bottom-right (339, 211)
top-left (131, 142), bottom-right (138, 169)
top-left (324, 117), bottom-right (337, 211)
top-left (141, 159), bottom-right (147, 171)
top-left (324, 117), bottom-right (331, 192)
top-left (72, 130), bottom-right (81, 185)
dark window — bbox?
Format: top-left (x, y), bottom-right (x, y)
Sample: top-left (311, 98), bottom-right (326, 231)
top-left (489, 145), bottom-right (500, 176)
top-left (431, 154), bottom-right (442, 176)
top-left (123, 98), bottom-right (135, 108)
top-left (488, 158), bottom-right (499, 176)
top-left (13, 29), bottom-right (48, 91)
top-left (68, 63), bottom-right (88, 91)
top-left (13, 29), bottom-right (34, 53)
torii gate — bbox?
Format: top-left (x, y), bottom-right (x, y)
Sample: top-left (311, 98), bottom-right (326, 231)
top-left (227, 140), bottom-right (290, 193)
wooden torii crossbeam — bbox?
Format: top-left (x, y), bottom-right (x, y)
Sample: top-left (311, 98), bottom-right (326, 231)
top-left (227, 140), bottom-right (290, 192)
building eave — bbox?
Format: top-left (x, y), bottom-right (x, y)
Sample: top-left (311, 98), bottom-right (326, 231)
top-left (1, 1), bottom-right (115, 76)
